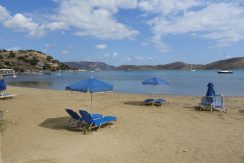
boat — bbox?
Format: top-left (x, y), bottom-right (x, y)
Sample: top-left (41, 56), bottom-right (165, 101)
top-left (190, 65), bottom-right (196, 72)
top-left (217, 70), bottom-right (233, 74)
top-left (0, 69), bottom-right (17, 78)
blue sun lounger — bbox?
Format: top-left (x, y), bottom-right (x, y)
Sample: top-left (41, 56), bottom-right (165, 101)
top-left (79, 110), bottom-right (117, 132)
top-left (143, 99), bottom-right (155, 105)
top-left (65, 109), bottom-right (83, 128)
top-left (199, 96), bottom-right (214, 111)
top-left (212, 95), bottom-right (226, 112)
top-left (65, 109), bottom-right (103, 129)
top-left (154, 99), bottom-right (166, 106)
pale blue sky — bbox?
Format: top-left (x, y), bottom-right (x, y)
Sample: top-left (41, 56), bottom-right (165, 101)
top-left (0, 0), bottom-right (244, 65)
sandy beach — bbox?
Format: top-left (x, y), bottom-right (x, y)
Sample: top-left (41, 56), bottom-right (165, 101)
top-left (0, 86), bottom-right (244, 163)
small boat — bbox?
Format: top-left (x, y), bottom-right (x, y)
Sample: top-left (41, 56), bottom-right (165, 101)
top-left (0, 69), bottom-right (17, 77)
top-left (217, 70), bottom-right (233, 74)
top-left (190, 65), bottom-right (196, 72)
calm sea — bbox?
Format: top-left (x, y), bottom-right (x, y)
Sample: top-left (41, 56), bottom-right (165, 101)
top-left (5, 70), bottom-right (244, 96)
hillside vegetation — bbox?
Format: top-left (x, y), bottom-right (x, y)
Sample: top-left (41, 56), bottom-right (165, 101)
top-left (0, 49), bottom-right (70, 72)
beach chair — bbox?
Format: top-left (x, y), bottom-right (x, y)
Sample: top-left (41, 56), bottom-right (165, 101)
top-left (0, 93), bottom-right (16, 100)
top-left (199, 96), bottom-right (213, 111)
top-left (65, 109), bottom-right (104, 129)
top-left (79, 109), bottom-right (103, 120)
top-left (154, 99), bottom-right (166, 106)
top-left (65, 109), bottom-right (84, 129)
top-left (212, 95), bottom-right (226, 112)
top-left (79, 110), bottom-right (117, 132)
top-left (143, 99), bottom-right (155, 105)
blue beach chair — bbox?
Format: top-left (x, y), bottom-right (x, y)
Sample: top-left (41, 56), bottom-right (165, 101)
top-left (65, 109), bottom-right (83, 129)
top-left (212, 95), bottom-right (226, 112)
top-left (199, 96), bottom-right (213, 111)
top-left (154, 99), bottom-right (166, 106)
top-left (65, 109), bottom-right (103, 129)
top-left (143, 99), bottom-right (155, 105)
top-left (79, 110), bottom-right (117, 132)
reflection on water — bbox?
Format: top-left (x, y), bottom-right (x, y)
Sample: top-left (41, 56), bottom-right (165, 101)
top-left (4, 70), bottom-right (244, 96)
top-left (8, 81), bottom-right (53, 89)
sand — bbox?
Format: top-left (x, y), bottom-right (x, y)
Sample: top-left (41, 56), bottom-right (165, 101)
top-left (0, 86), bottom-right (244, 163)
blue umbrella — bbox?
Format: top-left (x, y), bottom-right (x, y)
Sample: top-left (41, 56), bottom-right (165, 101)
top-left (142, 77), bottom-right (169, 97)
top-left (0, 79), bottom-right (6, 92)
top-left (142, 77), bottom-right (169, 86)
top-left (66, 77), bottom-right (113, 109)
top-left (206, 82), bottom-right (215, 96)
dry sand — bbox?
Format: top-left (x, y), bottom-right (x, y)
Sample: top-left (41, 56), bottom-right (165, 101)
top-left (0, 86), bottom-right (244, 163)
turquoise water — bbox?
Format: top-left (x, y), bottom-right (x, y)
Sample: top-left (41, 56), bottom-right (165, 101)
top-left (5, 70), bottom-right (244, 96)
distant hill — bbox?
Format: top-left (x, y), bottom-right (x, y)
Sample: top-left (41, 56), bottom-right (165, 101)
top-left (202, 57), bottom-right (244, 70)
top-left (65, 57), bottom-right (244, 70)
top-left (0, 49), bottom-right (70, 72)
top-left (64, 61), bottom-right (115, 70)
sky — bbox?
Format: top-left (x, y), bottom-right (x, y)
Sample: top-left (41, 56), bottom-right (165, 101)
top-left (0, 0), bottom-right (244, 66)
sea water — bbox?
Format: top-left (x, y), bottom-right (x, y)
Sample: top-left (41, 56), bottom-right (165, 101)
top-left (5, 70), bottom-right (244, 96)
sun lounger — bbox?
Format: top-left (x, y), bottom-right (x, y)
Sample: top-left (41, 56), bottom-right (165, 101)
top-left (0, 93), bottom-right (16, 100)
top-left (65, 109), bottom-right (84, 129)
top-left (143, 99), bottom-right (155, 105)
top-left (154, 99), bottom-right (166, 106)
top-left (65, 109), bottom-right (103, 129)
top-left (79, 110), bottom-right (117, 132)
top-left (199, 96), bottom-right (213, 111)
top-left (212, 95), bottom-right (226, 112)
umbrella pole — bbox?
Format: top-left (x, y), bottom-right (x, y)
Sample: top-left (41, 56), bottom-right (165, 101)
top-left (90, 93), bottom-right (93, 111)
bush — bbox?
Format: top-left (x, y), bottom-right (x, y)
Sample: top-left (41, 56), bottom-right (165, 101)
top-left (47, 56), bottom-right (53, 61)
top-left (8, 53), bottom-right (16, 58)
top-left (0, 55), bottom-right (3, 59)
top-left (29, 57), bottom-right (39, 65)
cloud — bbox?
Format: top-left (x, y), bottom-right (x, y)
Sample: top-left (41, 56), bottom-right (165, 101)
top-left (127, 56), bottom-right (144, 61)
top-left (1, 1), bottom-right (244, 52)
top-left (3, 13), bottom-right (42, 37)
top-left (103, 52), bottom-right (118, 59)
top-left (60, 50), bottom-right (69, 55)
top-left (0, 5), bottom-right (10, 21)
top-left (0, 1), bottom-right (138, 39)
top-left (144, 1), bottom-right (244, 51)
top-left (95, 44), bottom-right (107, 49)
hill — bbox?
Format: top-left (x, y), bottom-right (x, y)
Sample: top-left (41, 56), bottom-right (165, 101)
top-left (0, 49), bottom-right (70, 72)
top-left (202, 57), bottom-right (244, 70)
top-left (65, 57), bottom-right (244, 70)
top-left (64, 61), bottom-right (115, 70)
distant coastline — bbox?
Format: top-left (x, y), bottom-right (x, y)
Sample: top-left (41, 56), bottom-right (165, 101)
top-left (64, 57), bottom-right (244, 71)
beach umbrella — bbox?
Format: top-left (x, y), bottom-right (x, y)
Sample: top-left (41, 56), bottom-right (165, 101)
top-left (0, 79), bottom-right (6, 93)
top-left (142, 77), bottom-right (169, 97)
top-left (65, 77), bottom-right (113, 110)
top-left (142, 77), bottom-right (169, 86)
top-left (206, 82), bottom-right (215, 96)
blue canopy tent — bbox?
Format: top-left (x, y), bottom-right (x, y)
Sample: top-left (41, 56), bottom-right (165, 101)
top-left (66, 77), bottom-right (113, 110)
top-left (206, 82), bottom-right (215, 96)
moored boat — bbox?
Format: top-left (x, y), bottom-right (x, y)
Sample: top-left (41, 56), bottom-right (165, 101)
top-left (217, 70), bottom-right (233, 74)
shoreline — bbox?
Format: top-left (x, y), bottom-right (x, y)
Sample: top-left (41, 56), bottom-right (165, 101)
top-left (7, 85), bottom-right (244, 98)
top-left (1, 86), bottom-right (244, 163)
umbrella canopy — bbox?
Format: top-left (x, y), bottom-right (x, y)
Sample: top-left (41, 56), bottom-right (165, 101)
top-left (206, 82), bottom-right (215, 96)
top-left (0, 79), bottom-right (6, 91)
top-left (142, 77), bottom-right (169, 86)
top-left (65, 77), bottom-right (113, 110)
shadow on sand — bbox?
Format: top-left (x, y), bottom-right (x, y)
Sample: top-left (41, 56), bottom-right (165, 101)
top-left (124, 101), bottom-right (143, 106)
top-left (39, 116), bottom-right (75, 131)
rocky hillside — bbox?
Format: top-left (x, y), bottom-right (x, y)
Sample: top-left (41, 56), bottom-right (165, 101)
top-left (65, 57), bottom-right (244, 70)
top-left (202, 57), bottom-right (244, 70)
top-left (64, 61), bottom-right (115, 70)
top-left (0, 49), bottom-right (70, 72)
